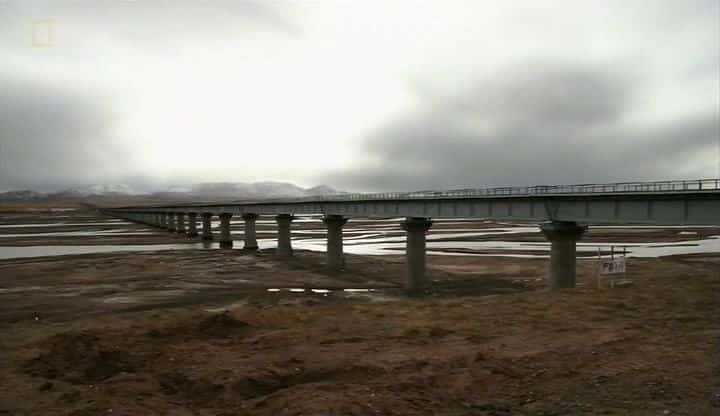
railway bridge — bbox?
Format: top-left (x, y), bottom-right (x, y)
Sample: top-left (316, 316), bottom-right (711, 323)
top-left (105, 179), bottom-right (720, 294)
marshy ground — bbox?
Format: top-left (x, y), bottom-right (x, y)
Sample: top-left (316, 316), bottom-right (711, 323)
top-left (0, 209), bottom-right (718, 415)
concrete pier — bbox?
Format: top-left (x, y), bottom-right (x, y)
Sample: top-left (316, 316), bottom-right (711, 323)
top-left (167, 212), bottom-right (176, 231)
top-left (219, 213), bottom-right (233, 248)
top-left (402, 217), bottom-right (433, 294)
top-left (242, 213), bottom-right (259, 250)
top-left (275, 214), bottom-right (294, 257)
top-left (323, 215), bottom-right (348, 271)
top-left (187, 212), bottom-right (198, 237)
top-left (176, 212), bottom-right (186, 233)
top-left (158, 213), bottom-right (167, 229)
top-left (540, 221), bottom-right (587, 289)
top-left (201, 213), bottom-right (213, 241)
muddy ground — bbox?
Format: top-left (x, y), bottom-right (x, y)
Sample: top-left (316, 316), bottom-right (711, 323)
top-left (0, 209), bottom-right (718, 415)
top-left (1, 210), bottom-right (717, 247)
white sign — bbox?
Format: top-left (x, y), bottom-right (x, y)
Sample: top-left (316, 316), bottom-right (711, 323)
top-left (600, 257), bottom-right (626, 275)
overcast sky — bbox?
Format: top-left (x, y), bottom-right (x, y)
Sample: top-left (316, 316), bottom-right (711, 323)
top-left (0, 0), bottom-right (718, 192)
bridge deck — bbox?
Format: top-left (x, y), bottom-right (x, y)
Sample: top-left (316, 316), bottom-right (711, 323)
top-left (108, 179), bottom-right (720, 225)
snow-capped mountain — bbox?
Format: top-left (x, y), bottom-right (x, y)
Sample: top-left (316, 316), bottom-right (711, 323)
top-left (0, 190), bottom-right (43, 201)
top-left (182, 182), bottom-right (340, 199)
top-left (305, 185), bottom-right (343, 196)
top-left (0, 182), bottom-right (343, 201)
top-left (65, 184), bottom-right (139, 196)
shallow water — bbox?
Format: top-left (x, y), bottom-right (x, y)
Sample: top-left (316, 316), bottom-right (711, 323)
top-left (0, 243), bottom-right (214, 260)
top-left (0, 229), bottom-right (154, 237)
top-left (263, 235), bottom-right (720, 259)
top-left (0, 213), bottom-right (718, 261)
top-left (0, 221), bottom-right (132, 228)
top-left (1, 235), bottom-right (718, 260)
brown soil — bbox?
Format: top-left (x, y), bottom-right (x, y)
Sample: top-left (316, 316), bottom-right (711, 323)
top-left (0, 250), bottom-right (718, 415)
top-left (0, 210), bottom-right (718, 415)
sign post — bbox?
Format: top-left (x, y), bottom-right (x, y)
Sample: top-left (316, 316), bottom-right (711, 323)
top-left (597, 245), bottom-right (627, 288)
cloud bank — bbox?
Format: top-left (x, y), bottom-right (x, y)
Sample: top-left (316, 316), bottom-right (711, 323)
top-left (323, 62), bottom-right (718, 190)
top-left (0, 1), bottom-right (717, 192)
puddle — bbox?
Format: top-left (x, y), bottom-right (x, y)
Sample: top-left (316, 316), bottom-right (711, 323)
top-left (102, 295), bottom-right (142, 304)
top-left (204, 300), bottom-right (248, 313)
top-left (266, 287), bottom-right (376, 293)
top-left (0, 286), bottom-right (49, 293)
top-left (262, 287), bottom-right (396, 302)
top-left (26, 208), bottom-right (78, 212)
top-left (0, 221), bottom-right (132, 228)
top-left (102, 289), bottom-right (189, 304)
top-left (0, 243), bottom-right (211, 260)
top-left (343, 289), bottom-right (398, 302)
top-left (0, 229), bottom-right (155, 237)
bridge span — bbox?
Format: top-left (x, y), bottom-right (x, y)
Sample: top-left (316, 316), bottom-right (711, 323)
top-left (105, 179), bottom-right (720, 294)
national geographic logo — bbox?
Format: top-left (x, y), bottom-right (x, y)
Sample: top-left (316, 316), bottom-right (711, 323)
top-left (32, 19), bottom-right (54, 47)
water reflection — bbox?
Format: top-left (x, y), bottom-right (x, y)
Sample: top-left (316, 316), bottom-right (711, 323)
top-left (0, 221), bottom-right (132, 228)
top-left (0, 243), bottom-right (210, 260)
top-left (2, 234), bottom-right (718, 260)
top-left (0, 229), bottom-right (154, 237)
top-left (1, 214), bottom-right (718, 261)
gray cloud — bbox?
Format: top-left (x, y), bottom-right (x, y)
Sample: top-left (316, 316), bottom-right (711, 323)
top-left (0, 0), bottom-right (302, 192)
top-left (0, 76), bottom-right (134, 191)
top-left (323, 62), bottom-right (719, 191)
top-left (0, 2), bottom-right (717, 193)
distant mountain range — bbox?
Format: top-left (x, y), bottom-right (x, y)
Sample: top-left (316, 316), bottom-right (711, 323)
top-left (153, 182), bottom-right (344, 200)
top-left (0, 182), bottom-right (344, 201)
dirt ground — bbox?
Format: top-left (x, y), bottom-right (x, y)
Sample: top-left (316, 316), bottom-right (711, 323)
top-left (0, 210), bottom-right (718, 415)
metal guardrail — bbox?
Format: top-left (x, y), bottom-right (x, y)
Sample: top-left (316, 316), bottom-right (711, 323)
top-left (266, 178), bottom-right (720, 204)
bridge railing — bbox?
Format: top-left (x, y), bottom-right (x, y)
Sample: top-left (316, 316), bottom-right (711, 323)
top-left (282, 178), bottom-right (720, 203)
top-left (111, 179), bottom-right (720, 210)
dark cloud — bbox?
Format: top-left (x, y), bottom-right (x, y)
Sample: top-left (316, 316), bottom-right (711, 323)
top-left (452, 65), bottom-right (631, 129)
top-left (0, 0), bottom-right (303, 192)
top-left (323, 63), bottom-right (719, 191)
top-left (0, 2), bottom-right (716, 192)
top-left (0, 77), bottom-right (133, 191)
